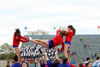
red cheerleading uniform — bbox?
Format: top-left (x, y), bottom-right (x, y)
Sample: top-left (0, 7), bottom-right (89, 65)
top-left (51, 30), bottom-right (64, 51)
top-left (13, 33), bottom-right (28, 47)
top-left (65, 30), bottom-right (74, 42)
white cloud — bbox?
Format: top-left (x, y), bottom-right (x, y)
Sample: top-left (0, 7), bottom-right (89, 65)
top-left (0, 0), bottom-right (100, 45)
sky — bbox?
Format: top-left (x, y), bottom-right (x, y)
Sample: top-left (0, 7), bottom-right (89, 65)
top-left (0, 0), bottom-right (100, 45)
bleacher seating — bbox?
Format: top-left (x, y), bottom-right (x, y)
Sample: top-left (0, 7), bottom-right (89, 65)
top-left (21, 35), bottom-right (100, 64)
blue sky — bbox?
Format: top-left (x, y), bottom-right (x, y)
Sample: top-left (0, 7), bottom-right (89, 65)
top-left (0, 0), bottom-right (100, 45)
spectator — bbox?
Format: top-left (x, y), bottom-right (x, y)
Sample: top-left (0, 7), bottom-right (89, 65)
top-left (91, 54), bottom-right (95, 60)
top-left (94, 54), bottom-right (97, 58)
top-left (68, 50), bottom-right (71, 53)
top-left (87, 44), bottom-right (90, 47)
top-left (6, 60), bottom-right (10, 67)
top-left (72, 51), bottom-right (77, 55)
top-left (84, 44), bottom-right (86, 48)
top-left (11, 55), bottom-right (21, 67)
top-left (80, 37), bottom-right (83, 41)
top-left (83, 57), bottom-right (92, 67)
top-left (58, 57), bottom-right (70, 67)
top-left (85, 62), bottom-right (92, 67)
top-left (69, 53), bottom-right (72, 57)
top-left (6, 65), bottom-right (10, 67)
top-left (84, 57), bottom-right (90, 65)
top-left (92, 57), bottom-right (100, 67)
top-left (21, 61), bottom-right (29, 67)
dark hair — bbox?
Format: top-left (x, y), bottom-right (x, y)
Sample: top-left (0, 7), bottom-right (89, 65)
top-left (6, 65), bottom-right (10, 67)
top-left (53, 59), bottom-right (59, 67)
top-left (15, 29), bottom-right (20, 35)
top-left (6, 60), bottom-right (10, 67)
top-left (78, 63), bottom-right (83, 67)
top-left (86, 57), bottom-right (90, 61)
top-left (21, 61), bottom-right (29, 67)
top-left (68, 25), bottom-right (76, 35)
top-left (14, 55), bottom-right (18, 62)
top-left (85, 62), bottom-right (90, 67)
top-left (63, 57), bottom-right (68, 63)
top-left (96, 56), bottom-right (100, 60)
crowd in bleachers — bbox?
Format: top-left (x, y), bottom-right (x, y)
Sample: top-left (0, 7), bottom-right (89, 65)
top-left (77, 56), bottom-right (100, 67)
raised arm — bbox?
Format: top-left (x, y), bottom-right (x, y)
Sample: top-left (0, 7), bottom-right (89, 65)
top-left (62, 27), bottom-right (69, 35)
top-left (59, 27), bottom-right (69, 36)
top-left (38, 54), bottom-right (43, 66)
top-left (19, 36), bottom-right (29, 42)
top-left (44, 52), bottom-right (49, 61)
top-left (20, 35), bottom-right (28, 40)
